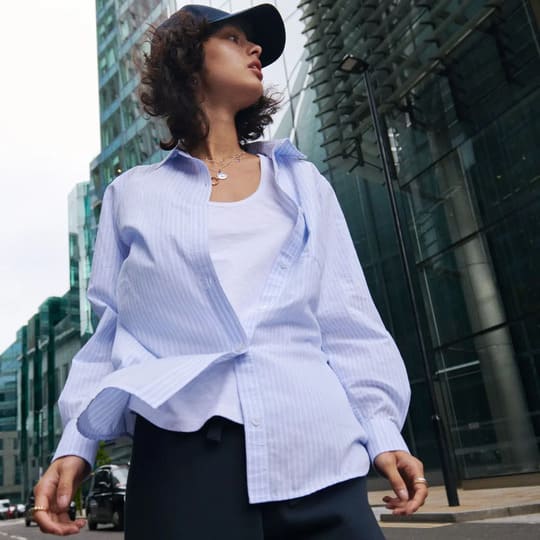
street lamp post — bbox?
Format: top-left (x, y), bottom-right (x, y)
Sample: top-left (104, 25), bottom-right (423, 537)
top-left (338, 54), bottom-right (460, 507)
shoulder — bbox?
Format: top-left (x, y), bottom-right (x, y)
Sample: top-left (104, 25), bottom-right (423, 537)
top-left (286, 157), bottom-right (334, 196)
top-left (105, 161), bottom-right (170, 199)
top-left (111, 163), bottom-right (157, 187)
top-left (253, 138), bottom-right (335, 196)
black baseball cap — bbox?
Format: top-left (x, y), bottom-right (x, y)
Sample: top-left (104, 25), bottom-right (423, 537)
top-left (157, 3), bottom-right (286, 67)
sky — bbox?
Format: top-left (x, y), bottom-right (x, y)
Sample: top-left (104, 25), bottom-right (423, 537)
top-left (0, 1), bottom-right (100, 353)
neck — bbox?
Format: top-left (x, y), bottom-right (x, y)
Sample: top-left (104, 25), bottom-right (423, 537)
top-left (191, 105), bottom-right (244, 161)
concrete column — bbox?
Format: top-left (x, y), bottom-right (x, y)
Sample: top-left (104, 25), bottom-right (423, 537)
top-left (425, 129), bottom-right (538, 471)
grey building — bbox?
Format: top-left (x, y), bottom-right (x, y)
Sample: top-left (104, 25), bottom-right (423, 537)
top-left (0, 342), bottom-right (22, 501)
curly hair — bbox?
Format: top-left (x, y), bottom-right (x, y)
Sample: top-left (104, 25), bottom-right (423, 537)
top-left (137, 11), bottom-right (282, 152)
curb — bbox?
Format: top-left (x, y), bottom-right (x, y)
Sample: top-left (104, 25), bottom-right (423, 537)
top-left (380, 503), bottom-right (540, 523)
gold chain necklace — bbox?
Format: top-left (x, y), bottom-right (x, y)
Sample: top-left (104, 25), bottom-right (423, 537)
top-left (202, 151), bottom-right (248, 186)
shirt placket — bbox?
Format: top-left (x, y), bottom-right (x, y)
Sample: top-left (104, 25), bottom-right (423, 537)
top-left (234, 156), bottom-right (308, 502)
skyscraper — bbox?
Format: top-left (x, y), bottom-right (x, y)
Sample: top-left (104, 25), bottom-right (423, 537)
top-left (0, 342), bottom-right (21, 500)
top-left (298, 0), bottom-right (540, 484)
top-left (91, 0), bottom-right (177, 203)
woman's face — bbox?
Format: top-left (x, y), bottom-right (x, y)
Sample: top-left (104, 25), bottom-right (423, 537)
top-left (198, 23), bottom-right (264, 112)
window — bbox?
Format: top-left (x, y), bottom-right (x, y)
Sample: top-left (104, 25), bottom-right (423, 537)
top-left (94, 470), bottom-right (111, 491)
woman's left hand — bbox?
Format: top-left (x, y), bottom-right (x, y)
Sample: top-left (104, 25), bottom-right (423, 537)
top-left (373, 450), bottom-right (428, 515)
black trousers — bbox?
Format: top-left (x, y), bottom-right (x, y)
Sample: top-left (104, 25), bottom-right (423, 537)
top-left (125, 415), bottom-right (386, 540)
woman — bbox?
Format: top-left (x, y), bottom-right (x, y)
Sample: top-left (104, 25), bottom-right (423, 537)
top-left (34, 4), bottom-right (428, 538)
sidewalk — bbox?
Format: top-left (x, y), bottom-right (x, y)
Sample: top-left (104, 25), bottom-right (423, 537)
top-left (368, 484), bottom-right (540, 523)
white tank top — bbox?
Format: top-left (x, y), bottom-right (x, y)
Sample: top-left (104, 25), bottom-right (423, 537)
top-left (128, 154), bottom-right (295, 431)
top-left (207, 153), bottom-right (294, 325)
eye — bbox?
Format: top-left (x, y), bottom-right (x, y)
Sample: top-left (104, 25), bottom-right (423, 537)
top-left (227, 33), bottom-right (241, 43)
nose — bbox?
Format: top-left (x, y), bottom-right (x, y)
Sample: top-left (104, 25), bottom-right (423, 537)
top-left (248, 41), bottom-right (262, 59)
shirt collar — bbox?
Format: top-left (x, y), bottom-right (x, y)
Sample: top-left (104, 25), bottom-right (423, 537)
top-left (154, 138), bottom-right (306, 170)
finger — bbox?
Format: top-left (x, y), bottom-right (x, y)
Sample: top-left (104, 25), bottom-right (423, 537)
top-left (389, 485), bottom-right (428, 515)
top-left (34, 510), bottom-right (85, 536)
top-left (404, 483), bottom-right (429, 514)
top-left (374, 453), bottom-right (409, 502)
top-left (33, 464), bottom-right (83, 535)
top-left (387, 467), bottom-right (409, 502)
top-left (34, 474), bottom-right (62, 533)
top-left (384, 497), bottom-right (408, 511)
top-left (395, 453), bottom-right (424, 485)
top-left (386, 501), bottom-right (406, 511)
top-left (56, 469), bottom-right (76, 512)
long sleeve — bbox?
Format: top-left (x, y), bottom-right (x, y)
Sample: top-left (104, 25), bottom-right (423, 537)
top-left (52, 181), bottom-right (127, 468)
top-left (314, 167), bottom-right (411, 462)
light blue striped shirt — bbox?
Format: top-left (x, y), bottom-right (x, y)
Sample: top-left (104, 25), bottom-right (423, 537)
top-left (53, 138), bottom-right (411, 503)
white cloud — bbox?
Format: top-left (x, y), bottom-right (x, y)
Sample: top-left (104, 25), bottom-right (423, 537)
top-left (0, 1), bottom-right (100, 352)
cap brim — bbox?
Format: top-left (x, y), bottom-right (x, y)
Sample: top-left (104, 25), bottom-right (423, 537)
top-left (209, 4), bottom-right (285, 67)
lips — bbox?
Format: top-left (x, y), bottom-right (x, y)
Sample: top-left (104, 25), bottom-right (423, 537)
top-left (248, 60), bottom-right (263, 80)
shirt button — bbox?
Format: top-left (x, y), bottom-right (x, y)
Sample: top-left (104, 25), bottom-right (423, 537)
top-left (250, 418), bottom-right (261, 427)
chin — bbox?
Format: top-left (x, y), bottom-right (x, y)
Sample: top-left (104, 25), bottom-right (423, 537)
top-left (236, 87), bottom-right (264, 110)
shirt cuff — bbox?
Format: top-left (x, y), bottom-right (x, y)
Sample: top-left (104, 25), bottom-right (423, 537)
top-left (51, 418), bottom-right (99, 471)
top-left (362, 416), bottom-right (410, 463)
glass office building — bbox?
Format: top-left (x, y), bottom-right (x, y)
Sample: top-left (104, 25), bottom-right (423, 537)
top-left (298, 0), bottom-right (540, 483)
top-left (16, 294), bottom-right (82, 498)
top-left (91, 0), bottom-right (176, 201)
top-left (68, 182), bottom-right (96, 339)
top-left (0, 343), bottom-right (22, 500)
top-left (87, 0), bottom-right (539, 484)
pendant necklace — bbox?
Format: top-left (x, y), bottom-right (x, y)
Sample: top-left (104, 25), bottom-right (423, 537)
top-left (203, 150), bottom-right (248, 186)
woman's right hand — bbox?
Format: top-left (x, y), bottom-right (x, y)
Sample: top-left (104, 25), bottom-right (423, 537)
top-left (33, 455), bottom-right (90, 535)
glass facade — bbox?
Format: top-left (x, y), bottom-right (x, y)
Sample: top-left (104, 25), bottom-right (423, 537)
top-left (68, 182), bottom-right (95, 339)
top-left (298, 0), bottom-right (540, 482)
top-left (90, 0), bottom-right (177, 201)
top-left (0, 342), bottom-right (22, 499)
top-left (15, 294), bottom-right (83, 498)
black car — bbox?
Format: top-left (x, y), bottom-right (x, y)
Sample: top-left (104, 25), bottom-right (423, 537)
top-left (85, 464), bottom-right (129, 531)
top-left (25, 493), bottom-right (76, 526)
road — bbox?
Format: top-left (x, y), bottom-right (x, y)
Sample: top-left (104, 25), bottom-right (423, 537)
top-left (0, 518), bottom-right (122, 539)
top-left (382, 512), bottom-right (540, 540)
top-left (1, 514), bottom-right (539, 539)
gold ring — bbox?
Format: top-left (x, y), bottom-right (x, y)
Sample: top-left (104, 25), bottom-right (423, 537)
top-left (413, 477), bottom-right (428, 486)
top-left (32, 505), bottom-right (48, 512)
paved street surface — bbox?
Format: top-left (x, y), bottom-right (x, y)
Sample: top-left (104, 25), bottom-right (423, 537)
top-left (1, 514), bottom-right (539, 539)
top-left (381, 512), bottom-right (540, 539)
top-left (382, 521), bottom-right (540, 539)
top-left (0, 518), bottom-right (122, 539)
